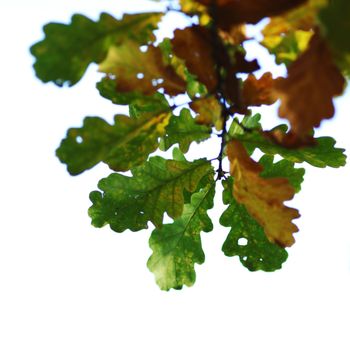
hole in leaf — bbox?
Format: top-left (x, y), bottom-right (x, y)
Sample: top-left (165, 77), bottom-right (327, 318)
top-left (137, 73), bottom-right (144, 79)
top-left (76, 136), bottom-right (83, 144)
top-left (238, 237), bottom-right (248, 246)
top-left (140, 45), bottom-right (148, 53)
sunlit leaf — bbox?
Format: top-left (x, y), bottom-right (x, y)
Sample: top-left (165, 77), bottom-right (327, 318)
top-left (147, 181), bottom-right (215, 290)
top-left (30, 12), bottom-right (162, 86)
top-left (220, 177), bottom-right (288, 272)
top-left (160, 108), bottom-right (212, 153)
top-left (56, 112), bottom-right (171, 174)
top-left (89, 156), bottom-right (214, 231)
top-left (227, 140), bottom-right (300, 247)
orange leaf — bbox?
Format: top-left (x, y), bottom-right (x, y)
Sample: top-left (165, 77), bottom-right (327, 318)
top-left (227, 140), bottom-right (300, 247)
top-left (242, 72), bottom-right (281, 107)
top-left (274, 32), bottom-right (345, 138)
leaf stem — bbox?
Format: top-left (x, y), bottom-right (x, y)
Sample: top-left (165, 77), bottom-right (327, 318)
top-left (208, 0), bottom-right (230, 180)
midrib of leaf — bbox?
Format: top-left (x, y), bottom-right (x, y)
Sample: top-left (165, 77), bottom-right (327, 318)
top-left (105, 112), bottom-right (169, 158)
top-left (154, 181), bottom-right (214, 248)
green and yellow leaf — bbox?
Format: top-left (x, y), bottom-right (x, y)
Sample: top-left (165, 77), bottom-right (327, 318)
top-left (56, 112), bottom-right (171, 174)
top-left (89, 156), bottom-right (213, 232)
top-left (227, 140), bottom-right (300, 247)
top-left (30, 12), bottom-right (162, 86)
top-left (220, 177), bottom-right (288, 272)
top-left (147, 181), bottom-right (215, 290)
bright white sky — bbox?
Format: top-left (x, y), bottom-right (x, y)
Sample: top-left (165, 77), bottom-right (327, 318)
top-left (1, 1), bottom-right (350, 349)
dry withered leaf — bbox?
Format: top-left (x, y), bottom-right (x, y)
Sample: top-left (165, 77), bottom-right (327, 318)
top-left (274, 32), bottom-right (345, 138)
top-left (242, 72), bottom-right (281, 107)
top-left (99, 42), bottom-right (186, 96)
top-left (227, 140), bottom-right (300, 247)
top-left (195, 0), bottom-right (307, 30)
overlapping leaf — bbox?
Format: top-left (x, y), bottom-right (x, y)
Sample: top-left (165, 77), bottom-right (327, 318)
top-left (147, 181), bottom-right (215, 290)
top-left (56, 112), bottom-right (171, 174)
top-left (231, 115), bottom-right (346, 168)
top-left (220, 177), bottom-right (288, 272)
top-left (160, 109), bottom-right (211, 153)
top-left (259, 155), bottom-right (305, 193)
top-left (89, 155), bottom-right (214, 232)
top-left (99, 41), bottom-right (186, 96)
top-left (227, 140), bottom-right (300, 247)
top-left (30, 12), bottom-right (162, 86)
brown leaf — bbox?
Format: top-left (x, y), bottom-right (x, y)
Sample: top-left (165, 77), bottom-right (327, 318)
top-left (99, 42), bottom-right (186, 96)
top-left (274, 32), bottom-right (345, 138)
top-left (242, 72), bottom-right (281, 107)
top-left (196, 0), bottom-right (308, 30)
top-left (227, 140), bottom-right (300, 247)
top-left (172, 26), bottom-right (259, 104)
top-left (172, 26), bottom-right (217, 92)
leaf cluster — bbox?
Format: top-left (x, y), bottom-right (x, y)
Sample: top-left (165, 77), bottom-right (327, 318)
top-left (31, 0), bottom-right (348, 290)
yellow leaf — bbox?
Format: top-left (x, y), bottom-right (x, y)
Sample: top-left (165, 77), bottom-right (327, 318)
top-left (261, 0), bottom-right (328, 63)
top-left (227, 140), bottom-right (300, 247)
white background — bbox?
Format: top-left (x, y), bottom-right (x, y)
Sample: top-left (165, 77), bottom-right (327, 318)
top-left (1, 1), bottom-right (350, 349)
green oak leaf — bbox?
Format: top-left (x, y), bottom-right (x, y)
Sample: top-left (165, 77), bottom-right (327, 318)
top-left (56, 112), bottom-right (170, 175)
top-left (97, 76), bottom-right (170, 112)
top-left (88, 156), bottom-right (214, 231)
top-left (147, 182), bottom-right (215, 290)
top-left (220, 177), bottom-right (288, 272)
top-left (160, 108), bottom-right (211, 153)
top-left (259, 155), bottom-right (305, 193)
top-left (230, 117), bottom-right (346, 168)
top-left (30, 12), bottom-right (162, 86)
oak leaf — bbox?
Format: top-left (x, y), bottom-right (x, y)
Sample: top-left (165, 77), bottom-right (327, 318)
top-left (172, 26), bottom-right (217, 92)
top-left (242, 72), bottom-right (281, 107)
top-left (220, 177), bottom-right (288, 272)
top-left (89, 155), bottom-right (214, 231)
top-left (30, 12), bottom-right (162, 86)
top-left (99, 41), bottom-right (186, 96)
top-left (275, 33), bottom-right (345, 138)
top-left (56, 112), bottom-right (171, 174)
top-left (230, 115), bottom-right (347, 168)
top-left (147, 182), bottom-right (215, 290)
top-left (160, 109), bottom-right (211, 153)
top-left (227, 140), bottom-right (300, 247)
